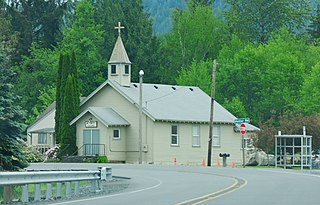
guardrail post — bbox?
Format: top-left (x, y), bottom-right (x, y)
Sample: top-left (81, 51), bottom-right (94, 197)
top-left (66, 182), bottom-right (71, 198)
top-left (3, 185), bottom-right (13, 203)
top-left (22, 184), bottom-right (29, 203)
top-left (91, 180), bottom-right (97, 193)
top-left (34, 184), bottom-right (41, 201)
top-left (74, 181), bottom-right (80, 196)
top-left (100, 167), bottom-right (112, 181)
top-left (56, 182), bottom-right (62, 198)
top-left (46, 183), bottom-right (52, 200)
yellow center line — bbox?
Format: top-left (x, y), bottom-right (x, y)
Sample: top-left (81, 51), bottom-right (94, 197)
top-left (175, 173), bottom-right (248, 205)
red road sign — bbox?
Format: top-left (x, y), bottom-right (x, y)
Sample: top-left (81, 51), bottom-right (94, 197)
top-left (240, 123), bottom-right (247, 135)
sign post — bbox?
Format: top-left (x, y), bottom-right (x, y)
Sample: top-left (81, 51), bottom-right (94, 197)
top-left (240, 123), bottom-right (247, 168)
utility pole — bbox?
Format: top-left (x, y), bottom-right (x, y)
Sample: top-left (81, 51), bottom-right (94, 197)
top-left (139, 70), bottom-right (144, 164)
top-left (207, 59), bottom-right (217, 167)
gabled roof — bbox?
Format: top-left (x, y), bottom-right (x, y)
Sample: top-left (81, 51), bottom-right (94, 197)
top-left (108, 36), bottom-right (131, 64)
top-left (27, 101), bottom-right (56, 131)
top-left (81, 79), bottom-right (238, 124)
top-left (27, 97), bottom-right (87, 131)
top-left (70, 107), bottom-right (130, 127)
top-left (29, 128), bottom-right (55, 134)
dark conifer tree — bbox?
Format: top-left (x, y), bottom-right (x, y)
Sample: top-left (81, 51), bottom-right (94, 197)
top-left (61, 74), bottom-right (78, 155)
top-left (0, 43), bottom-right (28, 170)
top-left (55, 51), bottom-right (79, 155)
top-left (55, 54), bottom-right (63, 144)
top-left (6, 0), bottom-right (67, 62)
top-left (309, 4), bottom-right (320, 43)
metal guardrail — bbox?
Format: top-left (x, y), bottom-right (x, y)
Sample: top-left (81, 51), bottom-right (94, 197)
top-left (0, 167), bottom-right (112, 203)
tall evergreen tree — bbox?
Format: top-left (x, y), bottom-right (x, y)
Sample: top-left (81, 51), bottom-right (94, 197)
top-left (57, 53), bottom-right (70, 144)
top-left (0, 0), bottom-right (18, 65)
top-left (70, 50), bottom-right (80, 106)
top-left (309, 4), bottom-right (320, 42)
top-left (55, 53), bottom-right (63, 144)
top-left (7, 0), bottom-right (67, 62)
top-left (55, 52), bottom-right (79, 154)
top-left (60, 74), bottom-right (78, 155)
top-left (0, 42), bottom-right (28, 170)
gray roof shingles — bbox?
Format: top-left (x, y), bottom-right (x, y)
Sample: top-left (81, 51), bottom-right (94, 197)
top-left (70, 107), bottom-right (129, 127)
top-left (108, 36), bottom-right (131, 64)
top-left (108, 80), bottom-right (237, 124)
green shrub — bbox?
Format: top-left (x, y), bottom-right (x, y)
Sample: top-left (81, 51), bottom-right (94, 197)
top-left (96, 156), bottom-right (108, 163)
top-left (23, 145), bottom-right (45, 162)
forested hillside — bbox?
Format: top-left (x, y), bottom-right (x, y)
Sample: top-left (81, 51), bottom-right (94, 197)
top-left (143, 0), bottom-right (225, 34)
top-left (143, 0), bottom-right (316, 34)
top-left (1, 0), bottom-right (320, 166)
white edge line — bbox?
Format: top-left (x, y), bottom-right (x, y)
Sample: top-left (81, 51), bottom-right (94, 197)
top-left (50, 177), bottom-right (163, 205)
top-left (259, 169), bottom-right (320, 178)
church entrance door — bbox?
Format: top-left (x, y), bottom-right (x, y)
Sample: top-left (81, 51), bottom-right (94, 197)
top-left (83, 129), bottom-right (100, 156)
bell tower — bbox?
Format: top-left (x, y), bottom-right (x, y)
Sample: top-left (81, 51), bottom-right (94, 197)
top-left (108, 22), bottom-right (132, 87)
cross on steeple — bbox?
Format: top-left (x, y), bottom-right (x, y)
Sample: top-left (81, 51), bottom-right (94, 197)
top-left (115, 22), bottom-right (124, 36)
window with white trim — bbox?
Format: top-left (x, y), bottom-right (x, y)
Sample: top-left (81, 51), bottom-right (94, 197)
top-left (212, 126), bottom-right (221, 147)
top-left (111, 65), bottom-right (117, 75)
top-left (171, 125), bottom-right (179, 146)
top-left (124, 65), bottom-right (129, 75)
top-left (38, 133), bottom-right (47, 144)
top-left (113, 129), bottom-right (120, 139)
top-left (192, 125), bottom-right (200, 147)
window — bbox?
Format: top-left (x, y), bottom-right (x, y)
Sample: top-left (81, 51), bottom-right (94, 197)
top-left (124, 65), bottom-right (129, 75)
top-left (192, 125), bottom-right (200, 147)
top-left (212, 126), bottom-right (221, 147)
top-left (38, 133), bottom-right (47, 144)
top-left (113, 129), bottom-right (120, 139)
top-left (111, 65), bottom-right (117, 74)
top-left (171, 125), bottom-right (179, 146)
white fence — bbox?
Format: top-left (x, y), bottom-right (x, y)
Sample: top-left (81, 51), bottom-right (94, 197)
top-left (0, 167), bottom-right (112, 203)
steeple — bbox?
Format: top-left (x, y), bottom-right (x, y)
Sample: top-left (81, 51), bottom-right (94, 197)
top-left (108, 22), bottom-right (132, 87)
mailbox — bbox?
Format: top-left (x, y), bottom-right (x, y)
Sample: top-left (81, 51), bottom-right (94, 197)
top-left (219, 153), bottom-right (230, 167)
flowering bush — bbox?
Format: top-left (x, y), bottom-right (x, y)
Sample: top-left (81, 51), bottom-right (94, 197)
top-left (44, 145), bottom-right (60, 162)
top-left (23, 145), bottom-right (44, 162)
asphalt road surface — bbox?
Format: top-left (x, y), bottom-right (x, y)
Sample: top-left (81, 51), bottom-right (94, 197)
top-left (28, 163), bottom-right (320, 205)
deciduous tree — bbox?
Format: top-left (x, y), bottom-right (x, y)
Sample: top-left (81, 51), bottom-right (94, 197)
top-left (224, 0), bottom-right (311, 43)
top-left (159, 1), bottom-right (228, 84)
top-left (59, 0), bottom-right (105, 96)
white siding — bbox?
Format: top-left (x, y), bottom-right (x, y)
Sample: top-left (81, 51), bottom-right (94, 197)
top-left (79, 85), bottom-right (153, 163)
top-left (153, 122), bottom-right (243, 165)
top-left (27, 110), bottom-right (55, 147)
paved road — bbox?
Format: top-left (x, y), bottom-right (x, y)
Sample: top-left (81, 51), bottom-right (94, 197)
top-left (28, 163), bottom-right (320, 205)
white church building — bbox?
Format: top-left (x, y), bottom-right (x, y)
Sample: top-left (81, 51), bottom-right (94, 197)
top-left (27, 23), bottom-right (258, 165)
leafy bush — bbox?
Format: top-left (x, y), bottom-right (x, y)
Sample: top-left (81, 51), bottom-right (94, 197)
top-left (96, 156), bottom-right (108, 163)
top-left (23, 145), bottom-right (45, 163)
